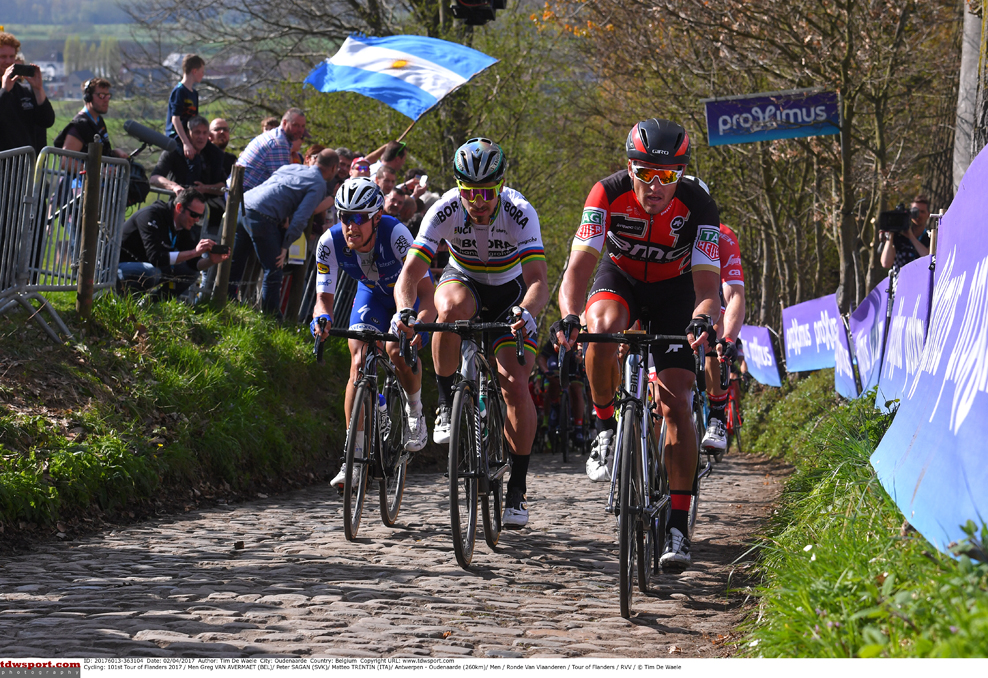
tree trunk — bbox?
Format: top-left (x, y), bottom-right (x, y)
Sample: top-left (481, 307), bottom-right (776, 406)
top-left (954, 4), bottom-right (982, 190)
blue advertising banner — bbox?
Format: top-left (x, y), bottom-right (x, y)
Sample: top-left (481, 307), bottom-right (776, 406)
top-left (703, 89), bottom-right (840, 147)
top-left (870, 146), bottom-right (988, 553)
top-left (834, 314), bottom-right (858, 399)
top-left (850, 277), bottom-right (890, 395)
top-left (782, 294), bottom-right (841, 373)
top-left (739, 324), bottom-right (782, 387)
top-left (875, 256), bottom-right (932, 411)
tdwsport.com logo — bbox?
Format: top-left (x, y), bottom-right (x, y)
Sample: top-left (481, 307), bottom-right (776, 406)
top-left (0, 661), bottom-right (81, 677)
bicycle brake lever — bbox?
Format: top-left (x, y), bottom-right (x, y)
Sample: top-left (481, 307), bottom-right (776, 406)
top-left (719, 355), bottom-right (730, 390)
top-left (314, 317), bottom-right (328, 364)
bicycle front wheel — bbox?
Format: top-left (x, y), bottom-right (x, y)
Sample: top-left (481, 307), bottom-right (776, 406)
top-left (559, 390), bottom-right (570, 463)
top-left (379, 378), bottom-right (408, 527)
top-left (688, 389), bottom-right (704, 538)
top-left (449, 384), bottom-right (479, 568)
top-left (343, 383), bottom-right (372, 541)
top-left (618, 405), bottom-right (642, 619)
top-left (481, 391), bottom-right (505, 550)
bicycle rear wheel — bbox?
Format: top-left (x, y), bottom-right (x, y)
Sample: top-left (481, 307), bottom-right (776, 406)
top-left (379, 377), bottom-right (408, 527)
top-left (449, 384), bottom-right (479, 568)
top-left (481, 389), bottom-right (505, 550)
top-left (730, 401), bottom-right (744, 455)
top-left (618, 405), bottom-right (641, 618)
top-left (343, 383), bottom-right (372, 541)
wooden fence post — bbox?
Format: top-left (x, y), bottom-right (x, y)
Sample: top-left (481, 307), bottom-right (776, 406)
top-left (76, 138), bottom-right (103, 320)
top-left (212, 165), bottom-right (244, 309)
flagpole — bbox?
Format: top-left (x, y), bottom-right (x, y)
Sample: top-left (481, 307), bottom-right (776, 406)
top-left (396, 119), bottom-right (417, 143)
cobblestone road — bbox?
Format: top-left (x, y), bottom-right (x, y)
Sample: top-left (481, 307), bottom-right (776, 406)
top-left (0, 452), bottom-right (784, 658)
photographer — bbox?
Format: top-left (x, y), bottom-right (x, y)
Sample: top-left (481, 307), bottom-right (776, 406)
top-left (118, 188), bottom-right (228, 299)
top-left (0, 31), bottom-right (55, 154)
top-left (880, 195), bottom-right (931, 269)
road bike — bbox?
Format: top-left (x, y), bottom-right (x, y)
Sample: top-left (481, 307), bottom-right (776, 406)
top-left (315, 322), bottom-right (410, 541)
top-left (574, 330), bottom-right (710, 618)
top-left (413, 317), bottom-right (525, 569)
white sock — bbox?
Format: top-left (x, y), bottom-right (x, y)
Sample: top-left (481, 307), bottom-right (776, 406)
top-left (406, 389), bottom-right (423, 418)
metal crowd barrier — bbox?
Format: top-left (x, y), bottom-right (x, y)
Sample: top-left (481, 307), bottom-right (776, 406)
top-left (0, 147), bottom-right (37, 306)
top-left (0, 146), bottom-right (130, 341)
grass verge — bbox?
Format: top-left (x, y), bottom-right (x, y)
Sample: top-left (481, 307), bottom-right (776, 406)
top-left (739, 391), bottom-right (988, 657)
top-left (0, 292), bottom-right (351, 533)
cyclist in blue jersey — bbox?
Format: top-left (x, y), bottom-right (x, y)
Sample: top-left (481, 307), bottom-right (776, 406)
top-left (392, 138), bottom-right (549, 529)
top-left (311, 178), bottom-right (436, 489)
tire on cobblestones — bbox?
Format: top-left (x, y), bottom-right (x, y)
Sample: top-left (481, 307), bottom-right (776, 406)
top-left (449, 383), bottom-right (479, 568)
top-left (379, 378), bottom-right (408, 527)
top-left (618, 405), bottom-right (640, 619)
top-left (344, 382), bottom-right (372, 541)
top-left (481, 388), bottom-right (504, 550)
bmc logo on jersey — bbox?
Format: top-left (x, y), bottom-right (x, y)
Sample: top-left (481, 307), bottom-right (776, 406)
top-left (696, 227), bottom-right (720, 261)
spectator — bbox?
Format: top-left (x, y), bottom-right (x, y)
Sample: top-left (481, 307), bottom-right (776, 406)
top-left (400, 194), bottom-right (418, 224)
top-left (117, 187), bottom-right (228, 298)
top-left (384, 188), bottom-right (404, 218)
top-left (304, 144), bottom-right (325, 165)
top-left (230, 150), bottom-right (337, 315)
top-left (0, 31), bottom-right (54, 154)
top-left (335, 147), bottom-right (355, 182)
top-left (208, 118), bottom-right (236, 178)
top-left (880, 195), bottom-right (931, 270)
top-left (350, 156), bottom-right (370, 178)
top-left (236, 107), bottom-right (306, 191)
top-left (149, 116), bottom-right (225, 195)
top-left (374, 165), bottom-right (397, 195)
top-left (53, 78), bottom-right (128, 158)
top-left (367, 140), bottom-right (407, 175)
top-left (165, 54), bottom-right (205, 161)
top-left (261, 116), bottom-right (279, 132)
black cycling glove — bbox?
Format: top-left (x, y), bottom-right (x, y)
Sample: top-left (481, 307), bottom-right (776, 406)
top-left (718, 338), bottom-right (739, 363)
top-left (685, 314), bottom-right (714, 343)
top-left (549, 314), bottom-right (581, 348)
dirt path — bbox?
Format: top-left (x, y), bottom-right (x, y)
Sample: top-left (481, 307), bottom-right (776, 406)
top-left (0, 452), bottom-right (785, 658)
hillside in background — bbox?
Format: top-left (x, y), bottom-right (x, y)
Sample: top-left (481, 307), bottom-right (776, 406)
top-left (2, 0), bottom-right (130, 25)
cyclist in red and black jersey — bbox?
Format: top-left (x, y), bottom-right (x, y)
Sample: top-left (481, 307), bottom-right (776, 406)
top-left (685, 177), bottom-right (746, 456)
top-left (554, 119), bottom-right (721, 573)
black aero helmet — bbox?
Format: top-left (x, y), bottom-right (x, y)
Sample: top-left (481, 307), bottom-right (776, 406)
top-left (335, 177), bottom-right (384, 214)
top-left (453, 137), bottom-right (506, 184)
top-left (626, 118), bottom-right (691, 166)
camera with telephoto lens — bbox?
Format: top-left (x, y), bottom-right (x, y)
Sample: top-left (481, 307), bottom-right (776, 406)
top-left (878, 203), bottom-right (920, 233)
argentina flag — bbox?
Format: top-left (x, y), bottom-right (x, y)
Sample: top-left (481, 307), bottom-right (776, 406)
top-left (304, 35), bottom-right (498, 121)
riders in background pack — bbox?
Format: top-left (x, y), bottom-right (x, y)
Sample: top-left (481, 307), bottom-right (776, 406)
top-left (311, 178), bottom-right (437, 489)
top-left (0, 30), bottom-right (55, 155)
top-left (166, 54), bottom-right (205, 161)
top-left (536, 340), bottom-right (587, 445)
top-left (392, 138), bottom-right (549, 530)
top-left (53, 77), bottom-right (128, 159)
top-left (555, 118), bottom-right (720, 573)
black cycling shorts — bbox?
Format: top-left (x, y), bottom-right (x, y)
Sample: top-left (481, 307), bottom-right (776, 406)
top-left (436, 265), bottom-right (537, 354)
top-left (587, 256), bottom-right (696, 373)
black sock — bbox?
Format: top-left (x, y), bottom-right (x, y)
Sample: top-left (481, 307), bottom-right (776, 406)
top-left (436, 373), bottom-right (456, 407)
top-left (669, 509), bottom-right (689, 536)
top-left (708, 394), bottom-right (728, 425)
top-left (507, 453), bottom-right (530, 494)
top-left (595, 414), bottom-right (617, 435)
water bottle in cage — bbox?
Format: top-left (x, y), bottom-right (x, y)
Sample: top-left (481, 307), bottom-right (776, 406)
top-left (378, 393), bottom-right (390, 440)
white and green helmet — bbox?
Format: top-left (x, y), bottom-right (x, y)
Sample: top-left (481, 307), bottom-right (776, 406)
top-left (453, 137), bottom-right (506, 184)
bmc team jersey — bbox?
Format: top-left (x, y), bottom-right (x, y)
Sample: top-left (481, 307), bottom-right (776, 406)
top-left (410, 186), bottom-right (545, 287)
top-left (314, 215), bottom-right (418, 303)
top-left (719, 223), bottom-right (744, 287)
top-left (572, 172), bottom-right (720, 283)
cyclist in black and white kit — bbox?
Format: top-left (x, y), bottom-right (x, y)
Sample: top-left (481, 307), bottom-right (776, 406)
top-left (392, 138), bottom-right (549, 529)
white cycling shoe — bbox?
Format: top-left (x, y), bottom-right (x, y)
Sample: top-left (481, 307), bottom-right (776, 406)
top-left (586, 429), bottom-right (615, 483)
top-left (405, 415), bottom-right (428, 452)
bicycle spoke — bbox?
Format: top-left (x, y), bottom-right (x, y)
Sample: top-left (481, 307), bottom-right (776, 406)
top-left (379, 379), bottom-right (407, 527)
top-left (343, 384), bottom-right (371, 541)
top-left (449, 386), bottom-right (478, 569)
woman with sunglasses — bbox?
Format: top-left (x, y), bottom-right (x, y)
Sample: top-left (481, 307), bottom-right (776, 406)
top-left (554, 118), bottom-right (722, 574)
top-left (311, 178), bottom-right (436, 489)
top-left (392, 138), bottom-right (549, 530)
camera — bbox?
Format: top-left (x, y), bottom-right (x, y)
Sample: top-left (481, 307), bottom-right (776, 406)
top-left (210, 244), bottom-right (230, 255)
top-left (11, 64), bottom-right (37, 77)
top-left (878, 203), bottom-right (919, 233)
